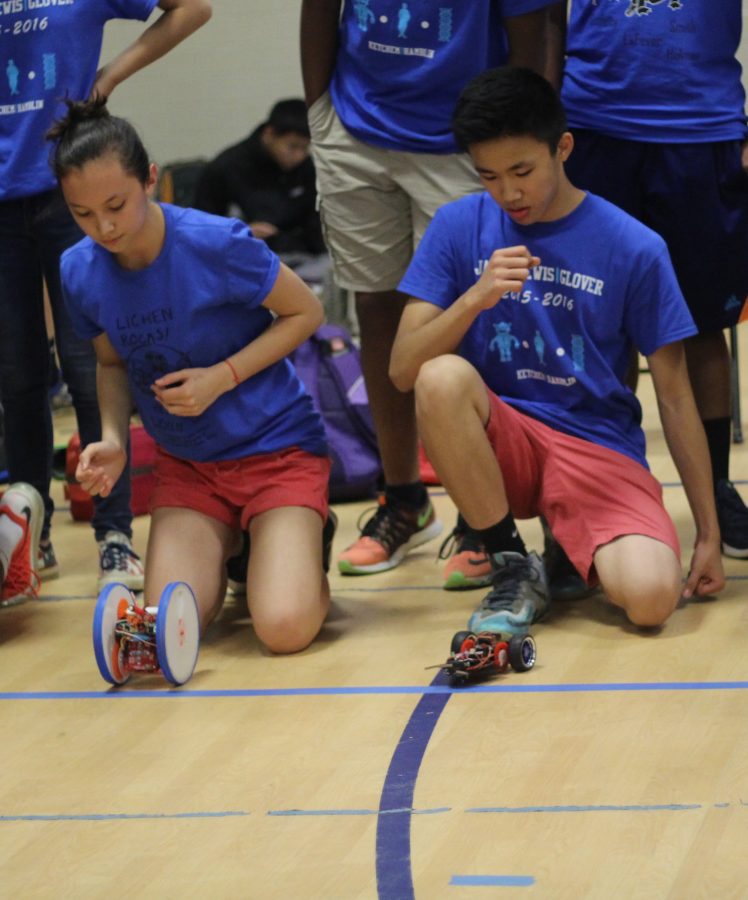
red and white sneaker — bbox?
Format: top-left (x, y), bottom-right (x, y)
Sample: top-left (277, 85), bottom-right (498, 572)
top-left (0, 482), bottom-right (44, 608)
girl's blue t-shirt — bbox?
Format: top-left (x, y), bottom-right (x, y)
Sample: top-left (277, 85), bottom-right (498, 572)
top-left (562, 0), bottom-right (747, 142)
top-left (398, 192), bottom-right (697, 468)
top-left (61, 204), bottom-right (327, 463)
top-left (0, 0), bottom-right (157, 201)
top-left (331, 0), bottom-right (556, 154)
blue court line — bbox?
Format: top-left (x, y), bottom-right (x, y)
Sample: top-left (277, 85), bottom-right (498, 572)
top-left (2, 680), bottom-right (748, 701)
top-left (376, 670), bottom-right (453, 900)
top-left (5, 800), bottom-right (745, 825)
top-left (268, 807), bottom-right (450, 817)
top-left (465, 803), bottom-right (705, 814)
top-left (451, 875), bottom-right (535, 887)
top-left (0, 810), bottom-right (248, 822)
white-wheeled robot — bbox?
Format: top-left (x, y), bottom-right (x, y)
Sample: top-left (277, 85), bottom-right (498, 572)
top-left (92, 581), bottom-right (200, 686)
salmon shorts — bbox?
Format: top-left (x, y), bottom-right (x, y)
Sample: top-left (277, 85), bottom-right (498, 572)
top-left (150, 446), bottom-right (331, 530)
top-left (485, 391), bottom-right (680, 584)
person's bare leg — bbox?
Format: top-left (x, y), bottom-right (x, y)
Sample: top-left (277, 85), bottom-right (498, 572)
top-left (594, 534), bottom-right (682, 627)
top-left (145, 507), bottom-right (235, 634)
top-left (685, 330), bottom-right (731, 421)
top-left (247, 506), bottom-right (328, 654)
top-left (414, 355), bottom-right (509, 526)
top-left (356, 290), bottom-right (420, 485)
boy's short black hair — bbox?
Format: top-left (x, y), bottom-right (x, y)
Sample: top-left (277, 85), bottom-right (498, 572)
top-left (452, 67), bottom-right (567, 154)
top-left (266, 98), bottom-right (310, 138)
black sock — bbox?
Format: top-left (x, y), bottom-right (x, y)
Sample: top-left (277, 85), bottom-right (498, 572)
top-left (385, 481), bottom-right (428, 509)
top-left (702, 417), bottom-right (731, 487)
top-left (476, 512), bottom-right (527, 557)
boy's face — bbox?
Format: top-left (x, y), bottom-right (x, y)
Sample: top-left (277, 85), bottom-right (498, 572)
top-left (469, 133), bottom-right (573, 226)
top-left (262, 127), bottom-right (310, 172)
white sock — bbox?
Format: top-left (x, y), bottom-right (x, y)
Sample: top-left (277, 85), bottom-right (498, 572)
top-left (0, 513), bottom-right (24, 576)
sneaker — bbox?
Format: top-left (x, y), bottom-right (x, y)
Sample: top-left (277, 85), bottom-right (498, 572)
top-left (438, 521), bottom-right (492, 591)
top-left (338, 495), bottom-right (442, 575)
top-left (467, 551), bottom-right (550, 635)
top-left (541, 519), bottom-right (592, 601)
top-left (715, 479), bottom-right (748, 558)
top-left (97, 531), bottom-right (144, 591)
top-left (36, 541), bottom-right (60, 581)
top-left (0, 482), bottom-right (44, 608)
top-left (226, 510), bottom-right (339, 594)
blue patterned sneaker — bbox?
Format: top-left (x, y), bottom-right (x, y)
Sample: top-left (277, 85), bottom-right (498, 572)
top-left (0, 482), bottom-right (44, 608)
top-left (467, 551), bottom-right (550, 635)
top-left (98, 531), bottom-right (144, 591)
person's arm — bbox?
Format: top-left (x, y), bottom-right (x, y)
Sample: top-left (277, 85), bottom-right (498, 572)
top-left (504, 3), bottom-right (566, 90)
top-left (390, 246), bottom-right (539, 392)
top-left (76, 333), bottom-right (133, 498)
top-left (300, 0), bottom-right (342, 107)
top-left (151, 264), bottom-right (324, 416)
top-left (647, 341), bottom-right (725, 598)
top-left (92, 0), bottom-right (212, 99)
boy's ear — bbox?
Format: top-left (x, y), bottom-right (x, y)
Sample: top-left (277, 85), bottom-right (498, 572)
top-left (557, 131), bottom-right (574, 163)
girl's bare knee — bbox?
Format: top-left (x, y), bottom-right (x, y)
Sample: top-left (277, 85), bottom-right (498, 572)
top-left (252, 600), bottom-right (323, 654)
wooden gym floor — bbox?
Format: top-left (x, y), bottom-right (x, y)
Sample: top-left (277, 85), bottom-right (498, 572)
top-left (2, 337), bottom-right (748, 899)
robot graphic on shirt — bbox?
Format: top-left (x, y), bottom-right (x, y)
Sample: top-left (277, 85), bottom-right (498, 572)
top-left (489, 322), bottom-right (520, 362)
top-left (625, 0), bottom-right (683, 16)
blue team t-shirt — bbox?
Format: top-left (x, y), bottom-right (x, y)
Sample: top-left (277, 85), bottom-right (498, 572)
top-left (398, 192), bottom-right (697, 468)
top-left (0, 0), bottom-right (157, 201)
top-left (562, 0), bottom-right (747, 142)
top-left (331, 0), bottom-right (555, 153)
top-left (61, 204), bottom-right (328, 463)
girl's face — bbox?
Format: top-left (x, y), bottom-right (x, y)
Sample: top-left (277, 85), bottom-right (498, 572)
top-left (61, 154), bottom-right (158, 258)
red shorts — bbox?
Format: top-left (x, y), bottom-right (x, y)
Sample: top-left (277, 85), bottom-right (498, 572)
top-left (485, 391), bottom-right (680, 583)
top-left (150, 446), bottom-right (331, 530)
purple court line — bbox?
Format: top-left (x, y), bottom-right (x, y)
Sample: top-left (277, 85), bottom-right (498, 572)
top-left (2, 680), bottom-right (748, 701)
top-left (375, 670), bottom-right (453, 900)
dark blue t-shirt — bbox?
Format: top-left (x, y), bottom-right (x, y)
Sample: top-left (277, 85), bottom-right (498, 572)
top-left (399, 192), bottom-right (697, 468)
top-left (61, 204), bottom-right (327, 462)
top-left (0, 0), bottom-right (157, 200)
top-left (331, 0), bottom-right (556, 153)
top-left (562, 0), bottom-right (747, 142)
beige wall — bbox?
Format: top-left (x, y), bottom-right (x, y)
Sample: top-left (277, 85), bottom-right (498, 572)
top-left (100, 0), bottom-right (305, 167)
top-left (101, 1), bottom-right (748, 168)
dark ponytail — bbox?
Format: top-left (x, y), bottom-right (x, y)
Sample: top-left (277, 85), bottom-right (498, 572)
top-left (46, 96), bottom-right (150, 184)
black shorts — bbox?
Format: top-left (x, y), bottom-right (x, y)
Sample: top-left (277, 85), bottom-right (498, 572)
top-left (566, 130), bottom-right (748, 333)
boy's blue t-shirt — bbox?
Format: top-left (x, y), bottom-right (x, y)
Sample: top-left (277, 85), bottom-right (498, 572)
top-left (398, 192), bottom-right (697, 469)
top-left (562, 0), bottom-right (747, 142)
top-left (331, 0), bottom-right (555, 154)
top-left (61, 204), bottom-right (327, 463)
top-left (0, 0), bottom-right (157, 201)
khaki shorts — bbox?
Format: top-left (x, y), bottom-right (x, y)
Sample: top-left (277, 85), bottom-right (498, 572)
top-left (308, 91), bottom-right (480, 293)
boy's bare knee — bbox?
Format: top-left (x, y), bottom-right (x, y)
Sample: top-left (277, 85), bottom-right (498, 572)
top-left (621, 578), bottom-right (681, 628)
top-left (415, 356), bottom-right (474, 414)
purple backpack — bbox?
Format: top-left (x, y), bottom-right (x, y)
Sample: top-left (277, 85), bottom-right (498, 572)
top-left (291, 324), bottom-right (382, 501)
